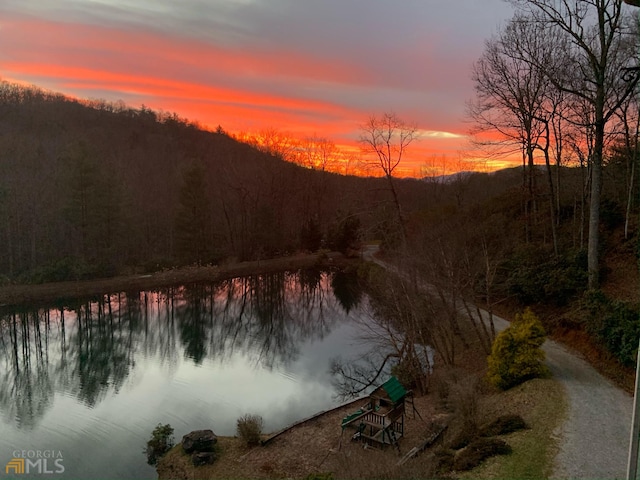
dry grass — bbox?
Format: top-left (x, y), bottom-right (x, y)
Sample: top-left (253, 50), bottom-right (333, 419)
top-left (158, 332), bottom-right (566, 480)
top-left (157, 376), bottom-right (566, 480)
top-left (457, 377), bottom-right (566, 479)
top-left (157, 395), bottom-right (441, 480)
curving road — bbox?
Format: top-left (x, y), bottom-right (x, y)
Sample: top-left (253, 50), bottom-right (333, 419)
top-left (363, 246), bottom-right (634, 479)
top-left (487, 311), bottom-right (632, 479)
top-left (545, 339), bottom-right (633, 480)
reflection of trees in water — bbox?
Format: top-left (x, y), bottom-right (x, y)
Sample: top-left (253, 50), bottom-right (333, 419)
top-left (0, 269), bottom-right (359, 428)
top-left (0, 311), bottom-right (54, 429)
top-left (174, 269), bottom-right (349, 369)
top-left (175, 285), bottom-right (210, 364)
top-left (66, 294), bottom-right (139, 407)
top-left (330, 269), bottom-right (362, 314)
top-left (331, 270), bottom-right (433, 399)
top-left (248, 272), bottom-right (296, 368)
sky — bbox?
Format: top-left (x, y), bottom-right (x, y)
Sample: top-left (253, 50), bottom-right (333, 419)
top-left (0, 0), bottom-right (516, 176)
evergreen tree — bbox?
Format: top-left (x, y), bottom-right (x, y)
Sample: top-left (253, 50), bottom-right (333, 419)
top-left (175, 162), bottom-right (212, 264)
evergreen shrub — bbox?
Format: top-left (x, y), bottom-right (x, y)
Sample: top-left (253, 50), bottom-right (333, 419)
top-left (144, 423), bottom-right (174, 465)
top-left (505, 246), bottom-right (587, 305)
top-left (583, 290), bottom-right (640, 366)
top-left (487, 308), bottom-right (548, 390)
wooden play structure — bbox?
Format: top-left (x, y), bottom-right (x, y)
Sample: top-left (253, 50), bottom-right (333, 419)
top-left (340, 376), bottom-right (410, 449)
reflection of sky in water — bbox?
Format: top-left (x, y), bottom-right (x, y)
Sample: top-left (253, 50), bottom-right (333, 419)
top-left (0, 271), bottom-right (375, 480)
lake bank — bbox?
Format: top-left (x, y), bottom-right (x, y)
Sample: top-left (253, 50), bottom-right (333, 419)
top-left (0, 251), bottom-right (351, 307)
top-left (157, 393), bottom-right (441, 480)
top-left (156, 376), bottom-right (565, 480)
top-left (0, 263), bottom-right (371, 480)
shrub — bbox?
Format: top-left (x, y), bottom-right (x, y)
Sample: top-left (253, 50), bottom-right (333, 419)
top-left (583, 290), bottom-right (640, 366)
top-left (144, 423), bottom-right (174, 465)
top-left (300, 217), bottom-right (323, 252)
top-left (453, 438), bottom-right (512, 471)
top-left (326, 214), bottom-right (362, 255)
top-left (433, 449), bottom-right (456, 475)
top-left (449, 377), bottom-right (480, 427)
top-left (236, 414), bottom-right (264, 446)
top-left (487, 308), bottom-right (549, 390)
top-left (303, 473), bottom-right (334, 480)
top-left (600, 198), bottom-right (624, 230)
top-left (391, 355), bottom-right (428, 394)
top-left (504, 246), bottom-right (587, 305)
top-left (437, 370), bottom-right (482, 450)
top-left (479, 414), bottom-right (528, 437)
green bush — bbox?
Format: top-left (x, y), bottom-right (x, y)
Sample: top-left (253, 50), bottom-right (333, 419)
top-left (326, 214), bottom-right (362, 255)
top-left (599, 198), bottom-right (624, 230)
top-left (236, 414), bottom-right (264, 446)
top-left (144, 423), bottom-right (174, 465)
top-left (487, 308), bottom-right (549, 390)
top-left (504, 246), bottom-right (587, 305)
top-left (18, 256), bottom-right (121, 284)
top-left (583, 290), bottom-right (640, 366)
top-left (303, 473), bottom-right (334, 480)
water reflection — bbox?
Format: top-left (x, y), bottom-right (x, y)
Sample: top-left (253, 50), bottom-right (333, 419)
top-left (0, 269), bottom-right (364, 430)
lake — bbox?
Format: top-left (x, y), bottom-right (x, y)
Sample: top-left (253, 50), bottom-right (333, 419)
top-left (0, 268), bottom-right (381, 479)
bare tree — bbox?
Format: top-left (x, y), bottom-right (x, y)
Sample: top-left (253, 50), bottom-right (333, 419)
top-left (359, 113), bottom-right (419, 244)
top-left (469, 14), bottom-right (564, 252)
top-left (236, 128), bottom-right (299, 162)
top-left (509, 0), bottom-right (640, 288)
top-left (299, 135), bottom-right (339, 172)
top-left (614, 95), bottom-right (640, 239)
top-left (331, 269), bottom-right (435, 398)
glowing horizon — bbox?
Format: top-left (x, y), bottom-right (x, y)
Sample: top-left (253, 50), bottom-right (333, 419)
top-left (0, 1), bottom-right (520, 177)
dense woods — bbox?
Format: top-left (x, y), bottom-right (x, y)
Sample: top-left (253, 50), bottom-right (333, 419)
top-left (5, 3), bottom-right (640, 479)
top-left (0, 81), bottom-right (432, 281)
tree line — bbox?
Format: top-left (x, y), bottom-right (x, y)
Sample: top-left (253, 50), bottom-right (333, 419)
top-left (469, 0), bottom-right (640, 290)
top-left (0, 81), bottom-right (446, 283)
top-left (370, 0), bottom-right (640, 383)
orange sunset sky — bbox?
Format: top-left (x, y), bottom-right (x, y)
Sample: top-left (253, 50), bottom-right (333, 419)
top-left (0, 0), bottom-right (518, 176)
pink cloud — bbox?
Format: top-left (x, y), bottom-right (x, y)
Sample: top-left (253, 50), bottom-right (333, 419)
top-left (0, 13), bottom-right (517, 175)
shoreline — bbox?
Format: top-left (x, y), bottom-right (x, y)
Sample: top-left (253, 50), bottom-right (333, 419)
top-left (261, 397), bottom-right (366, 446)
top-left (156, 392), bottom-right (441, 480)
top-left (0, 251), bottom-right (351, 308)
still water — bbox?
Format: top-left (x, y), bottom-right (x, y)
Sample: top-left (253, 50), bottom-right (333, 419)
top-left (0, 269), bottom-right (376, 479)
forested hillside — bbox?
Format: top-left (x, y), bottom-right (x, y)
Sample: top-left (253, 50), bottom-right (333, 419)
top-left (1, 79), bottom-right (638, 381)
top-left (0, 81), bottom-right (433, 280)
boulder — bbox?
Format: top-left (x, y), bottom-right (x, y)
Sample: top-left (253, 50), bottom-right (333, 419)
top-left (182, 430), bottom-right (217, 454)
top-left (191, 451), bottom-right (216, 467)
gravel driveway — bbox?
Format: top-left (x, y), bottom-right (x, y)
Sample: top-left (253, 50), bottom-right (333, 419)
top-left (490, 313), bottom-right (633, 479)
top-left (364, 247), bottom-right (635, 479)
top-left (546, 339), bottom-right (633, 479)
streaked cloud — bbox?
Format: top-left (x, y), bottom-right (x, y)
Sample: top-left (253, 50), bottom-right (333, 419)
top-left (420, 130), bottom-right (467, 140)
top-left (0, 0), bottom-right (515, 174)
